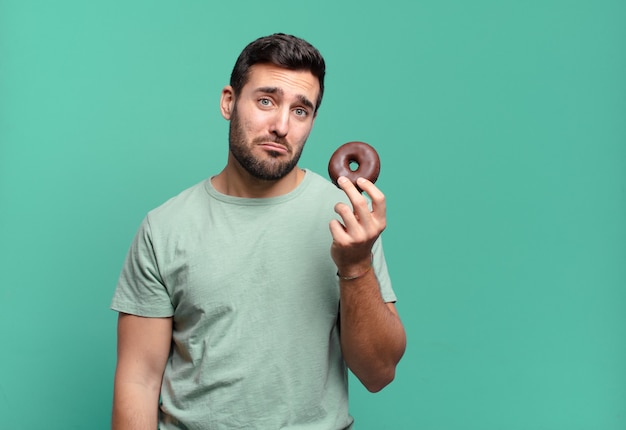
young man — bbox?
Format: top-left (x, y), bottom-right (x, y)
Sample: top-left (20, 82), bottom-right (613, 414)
top-left (111, 33), bottom-right (406, 430)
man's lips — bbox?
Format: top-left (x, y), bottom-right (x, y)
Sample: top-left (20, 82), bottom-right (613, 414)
top-left (258, 142), bottom-right (289, 155)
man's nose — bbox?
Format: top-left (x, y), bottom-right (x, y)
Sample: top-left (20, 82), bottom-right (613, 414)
top-left (269, 109), bottom-right (289, 138)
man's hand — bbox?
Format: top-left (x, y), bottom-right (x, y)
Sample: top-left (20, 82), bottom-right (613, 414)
top-left (329, 176), bottom-right (386, 277)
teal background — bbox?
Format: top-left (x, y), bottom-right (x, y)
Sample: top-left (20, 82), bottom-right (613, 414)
top-left (1, 1), bottom-right (625, 429)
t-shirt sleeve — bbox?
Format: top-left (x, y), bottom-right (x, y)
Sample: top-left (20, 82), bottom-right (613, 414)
top-left (372, 237), bottom-right (397, 303)
top-left (110, 216), bottom-right (174, 317)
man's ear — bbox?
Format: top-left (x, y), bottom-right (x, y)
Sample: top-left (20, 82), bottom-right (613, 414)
top-left (220, 86), bottom-right (235, 120)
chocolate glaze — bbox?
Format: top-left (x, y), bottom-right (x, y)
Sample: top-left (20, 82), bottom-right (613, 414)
top-left (328, 141), bottom-right (380, 190)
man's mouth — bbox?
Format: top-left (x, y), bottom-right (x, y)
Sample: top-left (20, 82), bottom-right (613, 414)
top-left (258, 141), bottom-right (289, 155)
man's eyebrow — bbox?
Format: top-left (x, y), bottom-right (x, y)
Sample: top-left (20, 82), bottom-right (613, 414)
top-left (256, 86), bottom-right (315, 111)
top-left (256, 86), bottom-right (283, 96)
top-left (296, 94), bottom-right (315, 111)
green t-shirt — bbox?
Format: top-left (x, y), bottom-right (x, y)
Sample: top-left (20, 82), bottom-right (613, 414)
top-left (112, 170), bottom-right (396, 429)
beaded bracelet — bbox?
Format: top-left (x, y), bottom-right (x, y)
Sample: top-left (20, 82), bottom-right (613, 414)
top-left (337, 255), bottom-right (374, 281)
top-left (337, 264), bottom-right (372, 281)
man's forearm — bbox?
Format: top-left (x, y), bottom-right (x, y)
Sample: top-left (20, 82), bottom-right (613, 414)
top-left (112, 381), bottom-right (161, 430)
top-left (338, 269), bottom-right (406, 393)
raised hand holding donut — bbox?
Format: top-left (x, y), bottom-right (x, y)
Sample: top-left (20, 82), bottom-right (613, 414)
top-left (328, 141), bottom-right (386, 274)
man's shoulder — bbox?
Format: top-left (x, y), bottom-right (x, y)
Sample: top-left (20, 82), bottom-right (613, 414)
top-left (303, 169), bottom-right (346, 200)
top-left (146, 178), bottom-right (209, 222)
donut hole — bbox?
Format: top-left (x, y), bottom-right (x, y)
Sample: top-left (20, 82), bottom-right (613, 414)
top-left (349, 160), bottom-right (359, 172)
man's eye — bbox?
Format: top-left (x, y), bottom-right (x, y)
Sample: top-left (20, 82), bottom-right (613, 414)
top-left (259, 98), bottom-right (273, 107)
top-left (294, 108), bottom-right (308, 117)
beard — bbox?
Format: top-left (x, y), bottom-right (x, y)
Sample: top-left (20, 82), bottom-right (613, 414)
top-left (228, 106), bottom-right (306, 181)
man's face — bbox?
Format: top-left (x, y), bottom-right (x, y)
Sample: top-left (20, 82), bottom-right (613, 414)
top-left (223, 63), bottom-right (320, 181)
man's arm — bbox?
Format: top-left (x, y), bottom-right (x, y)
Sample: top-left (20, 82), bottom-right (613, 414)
top-left (112, 313), bottom-right (172, 430)
top-left (329, 176), bottom-right (407, 393)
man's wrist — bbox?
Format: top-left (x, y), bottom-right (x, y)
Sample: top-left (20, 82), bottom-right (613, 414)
top-left (336, 254), bottom-right (373, 281)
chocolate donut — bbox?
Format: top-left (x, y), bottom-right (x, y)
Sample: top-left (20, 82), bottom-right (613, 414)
top-left (328, 141), bottom-right (381, 189)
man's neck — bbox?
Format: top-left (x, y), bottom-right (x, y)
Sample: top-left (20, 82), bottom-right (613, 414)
top-left (211, 157), bottom-right (305, 198)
